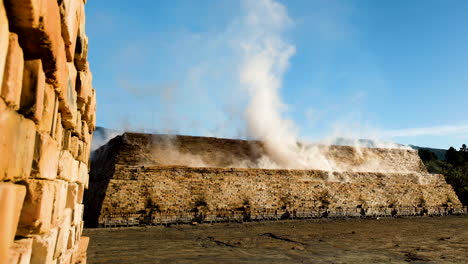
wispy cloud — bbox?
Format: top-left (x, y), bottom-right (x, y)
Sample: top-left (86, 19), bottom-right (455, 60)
top-left (382, 124), bottom-right (468, 137)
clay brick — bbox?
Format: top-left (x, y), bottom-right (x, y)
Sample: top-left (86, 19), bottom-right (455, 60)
top-left (0, 0), bottom-right (9, 89)
top-left (66, 183), bottom-right (78, 209)
top-left (51, 180), bottom-right (68, 227)
top-left (54, 113), bottom-right (63, 148)
top-left (57, 249), bottom-right (73, 264)
top-left (74, 111), bottom-right (82, 138)
top-left (70, 136), bottom-right (79, 158)
top-left (70, 235), bottom-right (87, 264)
top-left (77, 183), bottom-right (84, 203)
top-left (70, 159), bottom-right (79, 183)
top-left (58, 150), bottom-right (74, 182)
top-left (62, 129), bottom-right (72, 151)
top-left (8, 238), bottom-right (33, 264)
top-left (81, 121), bottom-right (90, 143)
top-left (78, 162), bottom-right (88, 188)
top-left (83, 88), bottom-right (95, 130)
top-left (3, 0), bottom-right (42, 30)
top-left (58, 63), bottom-right (78, 130)
top-left (6, 0), bottom-right (68, 91)
top-left (20, 59), bottom-right (45, 123)
top-left (17, 180), bottom-right (56, 236)
top-left (38, 84), bottom-right (58, 135)
top-left (77, 139), bottom-right (86, 163)
top-left (1, 33), bottom-right (24, 110)
top-left (30, 228), bottom-right (58, 264)
top-left (59, 0), bottom-right (83, 61)
top-left (76, 68), bottom-right (91, 112)
top-left (31, 132), bottom-right (59, 180)
top-left (0, 183), bottom-right (26, 262)
top-left (54, 208), bottom-right (72, 260)
top-left (67, 226), bottom-right (75, 249)
top-left (73, 204), bottom-right (84, 226)
top-left (0, 99), bottom-right (36, 182)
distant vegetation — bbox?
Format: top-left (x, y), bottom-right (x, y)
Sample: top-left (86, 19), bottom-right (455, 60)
top-left (418, 144), bottom-right (468, 205)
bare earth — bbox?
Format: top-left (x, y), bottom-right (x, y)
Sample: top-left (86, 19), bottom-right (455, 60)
top-left (84, 216), bottom-right (468, 264)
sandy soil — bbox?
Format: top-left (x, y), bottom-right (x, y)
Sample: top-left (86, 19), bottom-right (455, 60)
top-left (85, 216), bottom-right (468, 264)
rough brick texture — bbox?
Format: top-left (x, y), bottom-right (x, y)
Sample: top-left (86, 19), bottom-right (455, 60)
top-left (0, 0), bottom-right (94, 262)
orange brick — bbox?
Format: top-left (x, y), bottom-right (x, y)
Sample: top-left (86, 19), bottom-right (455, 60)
top-left (59, 0), bottom-right (83, 61)
top-left (58, 150), bottom-right (74, 182)
top-left (8, 238), bottom-right (33, 264)
top-left (3, 0), bottom-right (42, 30)
top-left (0, 183), bottom-right (26, 262)
top-left (30, 228), bottom-right (58, 264)
top-left (76, 69), bottom-right (91, 114)
top-left (38, 84), bottom-right (58, 135)
top-left (51, 180), bottom-right (68, 227)
top-left (0, 0), bottom-right (10, 90)
top-left (1, 33), bottom-right (24, 110)
top-left (77, 162), bottom-right (88, 188)
top-left (58, 63), bottom-right (78, 130)
top-left (83, 88), bottom-right (95, 131)
top-left (0, 99), bottom-right (36, 182)
top-left (17, 180), bottom-right (56, 236)
top-left (53, 113), bottom-right (63, 148)
top-left (66, 183), bottom-right (78, 209)
top-left (20, 59), bottom-right (45, 123)
top-left (31, 132), bottom-right (59, 180)
top-left (54, 209), bottom-right (72, 260)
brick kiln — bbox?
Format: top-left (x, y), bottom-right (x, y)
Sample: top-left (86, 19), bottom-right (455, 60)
top-left (0, 0), bottom-right (94, 263)
top-left (85, 133), bottom-right (464, 227)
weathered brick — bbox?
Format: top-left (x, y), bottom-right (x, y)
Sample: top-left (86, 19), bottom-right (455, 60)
top-left (0, 0), bottom-right (9, 88)
top-left (74, 111), bottom-right (82, 138)
top-left (62, 129), bottom-right (72, 152)
top-left (70, 136), bottom-right (79, 158)
top-left (54, 208), bottom-right (72, 260)
top-left (0, 99), bottom-right (36, 182)
top-left (3, 0), bottom-right (42, 30)
top-left (31, 132), bottom-right (59, 180)
top-left (8, 238), bottom-right (33, 264)
top-left (57, 62), bottom-right (78, 130)
top-left (76, 68), bottom-right (91, 113)
top-left (0, 183), bottom-right (26, 262)
top-left (77, 161), bottom-right (88, 188)
top-left (77, 183), bottom-right (84, 203)
top-left (1, 33), bottom-right (24, 110)
top-left (30, 227), bottom-right (58, 264)
top-left (17, 180), bottom-right (56, 236)
top-left (20, 59), bottom-right (45, 123)
top-left (58, 150), bottom-right (74, 182)
top-left (6, 0), bottom-right (68, 91)
top-left (67, 226), bottom-right (75, 249)
top-left (51, 180), bottom-right (68, 227)
top-left (59, 0), bottom-right (83, 61)
top-left (71, 236), bottom-right (88, 264)
top-left (53, 113), bottom-right (63, 148)
top-left (71, 159), bottom-right (79, 183)
top-left (74, 7), bottom-right (87, 71)
top-left (57, 249), bottom-right (73, 264)
top-left (73, 204), bottom-right (84, 226)
top-left (38, 84), bottom-right (57, 135)
top-left (66, 183), bottom-right (78, 209)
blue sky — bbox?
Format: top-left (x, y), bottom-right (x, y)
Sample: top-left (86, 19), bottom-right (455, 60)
top-left (86, 0), bottom-right (468, 149)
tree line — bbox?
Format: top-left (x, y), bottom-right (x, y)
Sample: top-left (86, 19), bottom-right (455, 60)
top-left (419, 144), bottom-right (468, 205)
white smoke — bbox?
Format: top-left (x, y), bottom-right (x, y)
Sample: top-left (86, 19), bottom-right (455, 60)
top-left (238, 0), bottom-right (332, 170)
top-left (237, 0), bottom-right (410, 172)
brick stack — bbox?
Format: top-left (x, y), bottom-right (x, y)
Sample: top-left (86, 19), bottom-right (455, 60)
top-left (0, 0), bottom-right (94, 263)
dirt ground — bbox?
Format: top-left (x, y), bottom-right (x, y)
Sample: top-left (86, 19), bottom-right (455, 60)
top-left (84, 216), bottom-right (468, 264)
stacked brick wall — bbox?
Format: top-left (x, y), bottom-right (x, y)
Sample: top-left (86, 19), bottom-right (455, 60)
top-left (0, 0), bottom-right (94, 263)
top-left (84, 133), bottom-right (464, 227)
